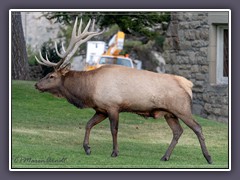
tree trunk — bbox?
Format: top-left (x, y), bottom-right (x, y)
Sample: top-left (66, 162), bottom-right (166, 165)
top-left (11, 12), bottom-right (29, 80)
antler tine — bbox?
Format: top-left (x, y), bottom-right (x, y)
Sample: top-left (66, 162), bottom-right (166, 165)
top-left (52, 17), bottom-right (79, 61)
top-left (61, 42), bottom-right (66, 53)
top-left (77, 18), bottom-right (82, 36)
top-left (38, 50), bottom-right (58, 66)
top-left (60, 17), bottom-right (80, 58)
top-left (35, 56), bottom-right (50, 66)
top-left (45, 53), bottom-right (53, 63)
top-left (72, 17), bottom-right (78, 39)
top-left (79, 29), bottom-right (105, 46)
top-left (55, 41), bottom-right (64, 58)
top-left (81, 19), bottom-right (92, 35)
top-left (90, 19), bottom-right (95, 32)
top-left (59, 29), bottom-right (105, 69)
top-left (59, 20), bottom-right (105, 69)
top-left (36, 18), bottom-right (104, 69)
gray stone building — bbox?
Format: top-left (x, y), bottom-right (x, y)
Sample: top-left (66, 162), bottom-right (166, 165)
top-left (163, 11), bottom-right (229, 122)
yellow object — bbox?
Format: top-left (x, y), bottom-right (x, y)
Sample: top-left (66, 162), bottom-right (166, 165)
top-left (85, 31), bottom-right (135, 71)
top-left (85, 65), bottom-right (97, 71)
top-left (105, 31), bottom-right (125, 56)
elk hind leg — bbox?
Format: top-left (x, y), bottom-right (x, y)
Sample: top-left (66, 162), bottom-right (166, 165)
top-left (179, 114), bottom-right (212, 164)
top-left (108, 109), bottom-right (119, 157)
top-left (161, 114), bottom-right (183, 161)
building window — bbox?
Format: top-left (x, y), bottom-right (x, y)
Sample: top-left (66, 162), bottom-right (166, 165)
top-left (216, 25), bottom-right (229, 84)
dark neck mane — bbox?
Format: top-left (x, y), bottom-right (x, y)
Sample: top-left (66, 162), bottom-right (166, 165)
top-left (59, 70), bottom-right (97, 109)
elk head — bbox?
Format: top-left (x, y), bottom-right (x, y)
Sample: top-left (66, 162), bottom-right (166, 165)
top-left (35, 18), bottom-right (104, 94)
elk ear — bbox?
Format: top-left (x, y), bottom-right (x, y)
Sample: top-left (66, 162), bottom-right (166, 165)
top-left (60, 67), bottom-right (70, 76)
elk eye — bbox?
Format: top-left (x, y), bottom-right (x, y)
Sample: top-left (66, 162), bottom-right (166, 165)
top-left (49, 75), bottom-right (54, 79)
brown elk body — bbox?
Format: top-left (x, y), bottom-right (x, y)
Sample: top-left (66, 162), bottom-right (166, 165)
top-left (35, 18), bottom-right (212, 164)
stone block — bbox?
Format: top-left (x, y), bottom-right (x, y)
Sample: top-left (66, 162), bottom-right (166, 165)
top-left (179, 64), bottom-right (191, 70)
top-left (202, 94), bottom-right (210, 102)
top-left (189, 21), bottom-right (201, 29)
top-left (183, 12), bottom-right (193, 21)
top-left (172, 65), bottom-right (179, 72)
top-left (222, 96), bottom-right (229, 104)
top-left (212, 108), bottom-right (222, 115)
top-left (188, 51), bottom-right (196, 60)
top-left (199, 29), bottom-right (209, 40)
top-left (192, 40), bottom-right (209, 47)
top-left (192, 103), bottom-right (203, 115)
top-left (185, 30), bottom-right (196, 40)
top-left (196, 73), bottom-right (206, 80)
top-left (199, 47), bottom-right (208, 57)
top-left (179, 41), bottom-right (192, 50)
top-left (191, 65), bottom-right (199, 73)
top-left (204, 103), bottom-right (213, 112)
top-left (196, 56), bottom-right (208, 65)
top-left (179, 70), bottom-right (192, 79)
top-left (192, 13), bottom-right (207, 21)
top-left (166, 22), bottom-right (178, 37)
top-left (221, 105), bottom-right (229, 116)
top-left (164, 65), bottom-right (173, 73)
top-left (177, 55), bottom-right (189, 64)
top-left (178, 50), bottom-right (188, 56)
top-left (193, 86), bottom-right (204, 93)
top-left (195, 80), bottom-right (205, 86)
top-left (171, 12), bottom-right (182, 21)
top-left (164, 37), bottom-right (179, 50)
top-left (179, 22), bottom-right (189, 29)
top-left (201, 65), bottom-right (209, 73)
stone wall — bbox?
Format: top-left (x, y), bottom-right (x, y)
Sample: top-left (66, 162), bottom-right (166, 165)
top-left (163, 12), bottom-right (228, 122)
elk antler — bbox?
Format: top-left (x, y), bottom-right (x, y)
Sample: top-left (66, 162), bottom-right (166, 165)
top-left (35, 17), bottom-right (104, 69)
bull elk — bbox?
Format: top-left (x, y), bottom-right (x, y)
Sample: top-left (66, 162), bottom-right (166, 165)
top-left (35, 18), bottom-right (212, 164)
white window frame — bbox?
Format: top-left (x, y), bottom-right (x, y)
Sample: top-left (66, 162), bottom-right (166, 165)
top-left (216, 25), bottom-right (228, 84)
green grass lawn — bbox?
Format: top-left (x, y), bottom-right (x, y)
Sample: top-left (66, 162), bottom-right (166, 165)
top-left (11, 80), bottom-right (229, 169)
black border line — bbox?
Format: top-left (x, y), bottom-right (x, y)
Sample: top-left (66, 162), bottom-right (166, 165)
top-left (9, 9), bottom-right (230, 171)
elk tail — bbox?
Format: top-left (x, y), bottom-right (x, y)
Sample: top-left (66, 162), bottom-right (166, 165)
top-left (175, 76), bottom-right (193, 99)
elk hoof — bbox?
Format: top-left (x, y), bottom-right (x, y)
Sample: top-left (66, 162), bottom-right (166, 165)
top-left (83, 145), bottom-right (91, 155)
top-left (160, 156), bottom-right (169, 161)
top-left (111, 151), bottom-right (118, 157)
top-left (86, 148), bottom-right (91, 155)
top-left (206, 155), bottom-right (212, 164)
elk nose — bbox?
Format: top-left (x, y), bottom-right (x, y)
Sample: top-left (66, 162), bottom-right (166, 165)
top-left (35, 83), bottom-right (39, 89)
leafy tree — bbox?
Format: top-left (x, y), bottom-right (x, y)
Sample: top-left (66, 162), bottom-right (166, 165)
top-left (98, 12), bottom-right (170, 39)
top-left (43, 11), bottom-right (170, 43)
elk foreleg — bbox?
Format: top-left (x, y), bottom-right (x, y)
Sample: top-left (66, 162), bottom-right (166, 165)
top-left (83, 112), bottom-right (107, 155)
